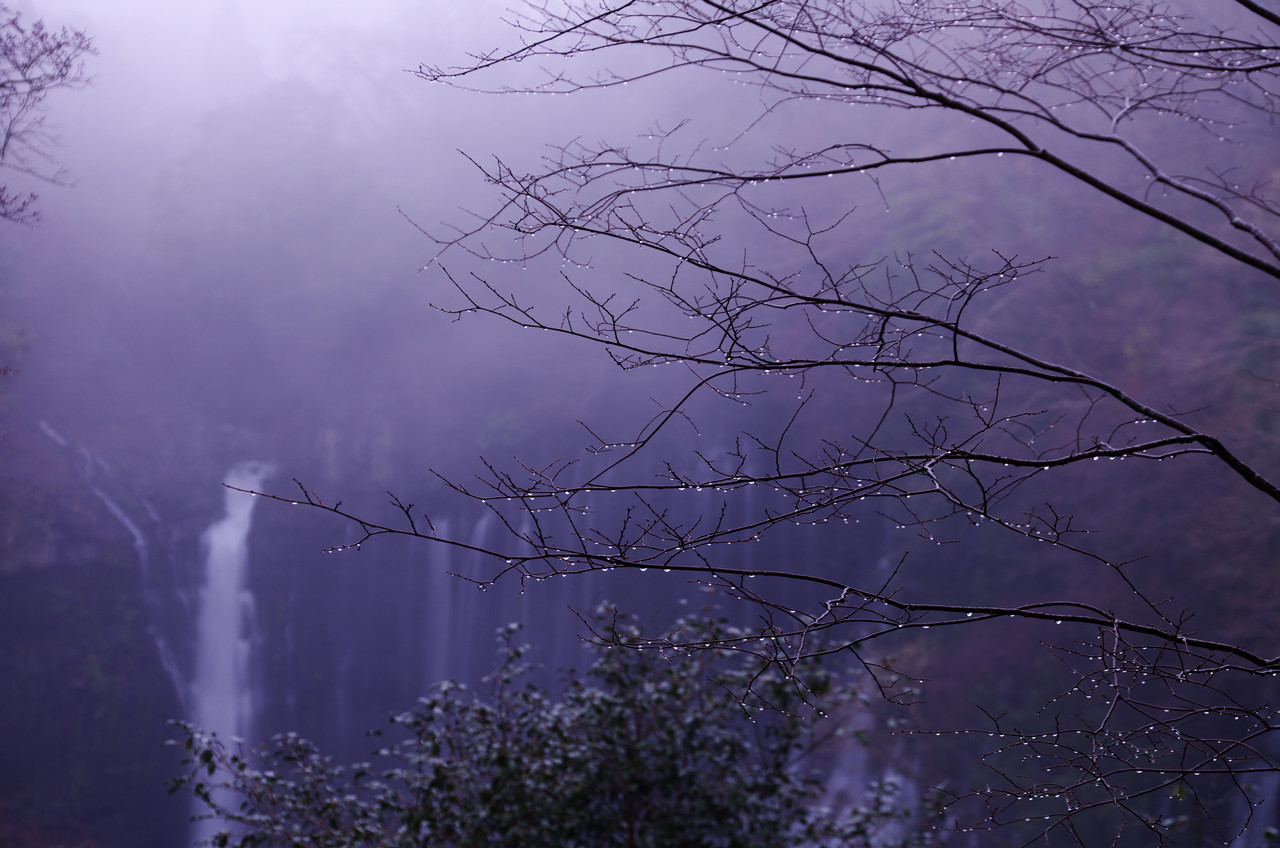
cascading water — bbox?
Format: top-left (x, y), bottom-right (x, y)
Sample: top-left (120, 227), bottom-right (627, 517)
top-left (189, 461), bottom-right (274, 847)
top-left (19, 421), bottom-right (893, 847)
top-left (38, 420), bottom-right (190, 710)
top-left (91, 483), bottom-right (188, 710)
top-left (424, 516), bottom-right (453, 688)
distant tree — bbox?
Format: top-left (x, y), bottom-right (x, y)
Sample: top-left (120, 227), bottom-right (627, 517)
top-left (173, 610), bottom-right (930, 848)
top-left (260, 1), bottom-right (1280, 843)
top-left (0, 4), bottom-right (93, 223)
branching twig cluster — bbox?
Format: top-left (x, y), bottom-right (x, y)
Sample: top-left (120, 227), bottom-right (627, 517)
top-left (247, 1), bottom-right (1280, 843)
top-left (0, 4), bottom-right (93, 223)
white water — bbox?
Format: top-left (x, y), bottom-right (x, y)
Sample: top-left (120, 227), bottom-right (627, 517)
top-left (190, 461), bottom-right (273, 846)
top-left (91, 485), bottom-right (188, 711)
top-left (37, 420), bottom-right (193, 711)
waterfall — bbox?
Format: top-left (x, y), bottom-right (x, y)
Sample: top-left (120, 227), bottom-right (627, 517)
top-left (189, 461), bottom-right (273, 847)
top-left (37, 420), bottom-right (190, 712)
top-left (425, 517), bottom-right (453, 688)
top-left (91, 484), bottom-right (187, 710)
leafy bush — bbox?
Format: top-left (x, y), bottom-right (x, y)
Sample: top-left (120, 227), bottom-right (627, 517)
top-left (173, 608), bottom-right (930, 847)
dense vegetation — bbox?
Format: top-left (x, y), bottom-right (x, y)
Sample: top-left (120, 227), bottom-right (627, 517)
top-left (174, 610), bottom-right (930, 848)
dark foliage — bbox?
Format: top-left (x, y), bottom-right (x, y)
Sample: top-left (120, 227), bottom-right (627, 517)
top-left (174, 609), bottom-right (932, 848)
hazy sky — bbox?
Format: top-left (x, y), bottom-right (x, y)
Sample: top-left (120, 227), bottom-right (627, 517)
top-left (18, 0), bottom-right (496, 224)
top-left (7, 0), bottom-right (722, 445)
top-left (4, 1), bottom-right (567, 452)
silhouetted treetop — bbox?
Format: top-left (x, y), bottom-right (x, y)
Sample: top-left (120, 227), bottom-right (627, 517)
top-left (0, 4), bottom-right (93, 223)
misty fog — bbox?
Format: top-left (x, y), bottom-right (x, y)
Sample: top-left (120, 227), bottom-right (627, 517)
top-left (3, 1), bottom-right (1278, 847)
top-left (2, 3), bottom-right (777, 844)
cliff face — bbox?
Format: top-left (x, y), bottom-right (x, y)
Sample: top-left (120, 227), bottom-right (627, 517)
top-left (0, 410), bottom-right (624, 848)
top-left (0, 420), bottom-right (187, 848)
top-left (0, 402), bottom-right (874, 848)
top-left (1, 427), bottom-right (113, 576)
